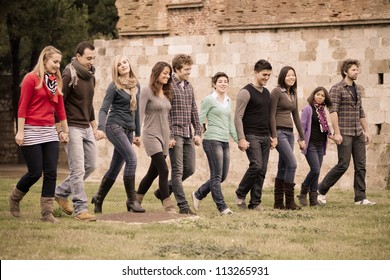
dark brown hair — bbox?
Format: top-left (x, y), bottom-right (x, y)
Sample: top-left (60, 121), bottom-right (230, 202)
top-left (149, 61), bottom-right (173, 101)
top-left (307, 86), bottom-right (332, 107)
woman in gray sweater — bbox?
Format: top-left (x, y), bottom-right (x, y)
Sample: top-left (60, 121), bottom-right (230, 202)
top-left (136, 61), bottom-right (177, 214)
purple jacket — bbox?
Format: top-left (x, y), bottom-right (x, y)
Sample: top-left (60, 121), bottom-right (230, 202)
top-left (300, 104), bottom-right (328, 155)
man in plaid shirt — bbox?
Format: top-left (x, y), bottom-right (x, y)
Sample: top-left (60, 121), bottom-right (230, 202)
top-left (154, 54), bottom-right (202, 214)
top-left (318, 59), bottom-right (376, 206)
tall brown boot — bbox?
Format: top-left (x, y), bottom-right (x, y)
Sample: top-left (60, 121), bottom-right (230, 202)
top-left (285, 182), bottom-right (301, 210)
top-left (91, 176), bottom-right (116, 213)
top-left (162, 197), bottom-right (177, 214)
top-left (9, 187), bottom-right (26, 218)
top-left (297, 184), bottom-right (310, 206)
top-left (309, 191), bottom-right (319, 206)
top-left (40, 197), bottom-right (60, 223)
top-left (124, 176), bottom-right (145, 213)
top-left (273, 178), bottom-right (285, 209)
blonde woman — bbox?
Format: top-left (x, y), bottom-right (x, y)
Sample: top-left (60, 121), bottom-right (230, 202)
top-left (10, 46), bottom-right (68, 223)
top-left (93, 55), bottom-right (144, 213)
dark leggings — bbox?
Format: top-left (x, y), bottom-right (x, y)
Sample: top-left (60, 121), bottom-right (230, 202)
top-left (137, 152), bottom-right (169, 200)
top-left (16, 141), bottom-right (59, 197)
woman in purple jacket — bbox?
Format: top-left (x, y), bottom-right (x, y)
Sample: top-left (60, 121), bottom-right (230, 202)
top-left (298, 87), bottom-right (332, 206)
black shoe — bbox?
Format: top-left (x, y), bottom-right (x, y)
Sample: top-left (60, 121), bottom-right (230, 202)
top-left (179, 208), bottom-right (196, 215)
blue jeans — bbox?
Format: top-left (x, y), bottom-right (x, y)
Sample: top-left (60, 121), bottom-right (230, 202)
top-left (55, 126), bottom-right (96, 215)
top-left (104, 123), bottom-right (136, 179)
top-left (319, 134), bottom-right (367, 202)
top-left (194, 140), bottom-right (230, 212)
top-left (18, 141), bottom-right (59, 197)
top-left (276, 128), bottom-right (297, 184)
top-left (169, 135), bottom-right (196, 209)
top-left (303, 143), bottom-right (324, 192)
top-left (236, 135), bottom-right (270, 208)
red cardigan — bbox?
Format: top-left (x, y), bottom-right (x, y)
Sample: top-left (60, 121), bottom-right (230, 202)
top-left (18, 72), bottom-right (66, 126)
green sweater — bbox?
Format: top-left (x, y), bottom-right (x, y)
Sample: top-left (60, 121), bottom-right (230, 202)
top-left (199, 92), bottom-right (238, 143)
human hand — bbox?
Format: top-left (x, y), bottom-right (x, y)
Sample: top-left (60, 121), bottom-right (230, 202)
top-left (133, 137), bottom-right (141, 147)
top-left (270, 137), bottom-right (278, 150)
top-left (15, 131), bottom-right (24, 146)
top-left (94, 130), bottom-right (106, 141)
top-left (193, 135), bottom-right (201, 146)
top-left (169, 139), bottom-right (176, 149)
top-left (238, 138), bottom-right (250, 152)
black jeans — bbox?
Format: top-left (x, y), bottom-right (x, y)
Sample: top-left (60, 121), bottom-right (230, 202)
top-left (319, 134), bottom-right (367, 202)
top-left (17, 141), bottom-right (59, 197)
top-left (235, 135), bottom-right (270, 208)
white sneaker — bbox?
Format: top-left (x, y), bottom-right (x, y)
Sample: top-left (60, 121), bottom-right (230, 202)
top-left (191, 192), bottom-right (201, 211)
top-left (317, 193), bottom-right (327, 205)
top-left (220, 208), bottom-right (234, 215)
top-left (355, 199), bottom-right (376, 205)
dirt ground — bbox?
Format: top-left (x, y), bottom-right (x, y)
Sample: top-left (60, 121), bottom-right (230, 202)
top-left (1, 164), bottom-right (197, 224)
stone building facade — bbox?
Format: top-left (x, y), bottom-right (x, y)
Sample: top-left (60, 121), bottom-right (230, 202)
top-left (91, 0), bottom-right (390, 190)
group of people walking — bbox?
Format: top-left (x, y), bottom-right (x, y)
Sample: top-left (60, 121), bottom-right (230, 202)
top-left (8, 40), bottom-right (376, 223)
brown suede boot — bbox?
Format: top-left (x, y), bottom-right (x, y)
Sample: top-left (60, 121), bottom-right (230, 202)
top-left (162, 197), bottom-right (177, 214)
top-left (297, 184), bottom-right (310, 206)
top-left (273, 178), bottom-right (285, 209)
top-left (309, 191), bottom-right (319, 206)
top-left (40, 197), bottom-right (60, 223)
top-left (136, 193), bottom-right (144, 205)
top-left (9, 187), bottom-right (26, 218)
top-left (285, 182), bottom-right (301, 210)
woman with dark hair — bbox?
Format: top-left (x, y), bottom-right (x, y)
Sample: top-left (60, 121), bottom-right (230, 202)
top-left (10, 46), bottom-right (68, 223)
top-left (298, 87), bottom-right (333, 206)
top-left (136, 61), bottom-right (177, 213)
top-left (92, 55), bottom-right (144, 213)
top-left (270, 66), bottom-right (305, 210)
top-left (191, 72), bottom-right (238, 215)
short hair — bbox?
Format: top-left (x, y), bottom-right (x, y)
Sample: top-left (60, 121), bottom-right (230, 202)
top-left (340, 59), bottom-right (360, 78)
top-left (254, 59), bottom-right (272, 72)
top-left (307, 86), bottom-right (332, 107)
top-left (172, 54), bottom-right (193, 72)
top-left (277, 66), bottom-right (297, 92)
top-left (149, 61), bottom-right (173, 101)
top-left (211, 72), bottom-right (229, 87)
top-left (75, 41), bottom-right (95, 56)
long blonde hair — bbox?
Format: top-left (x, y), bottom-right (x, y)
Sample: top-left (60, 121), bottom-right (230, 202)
top-left (112, 55), bottom-right (139, 111)
top-left (29, 46), bottom-right (63, 95)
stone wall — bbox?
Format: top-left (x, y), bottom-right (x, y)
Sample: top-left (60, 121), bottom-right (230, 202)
top-left (92, 23), bottom-right (390, 190)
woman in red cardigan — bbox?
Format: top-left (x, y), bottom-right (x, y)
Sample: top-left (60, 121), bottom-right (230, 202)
top-left (9, 46), bottom-right (69, 223)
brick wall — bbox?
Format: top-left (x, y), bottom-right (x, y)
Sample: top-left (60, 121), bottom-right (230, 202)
top-left (92, 22), bottom-right (390, 190)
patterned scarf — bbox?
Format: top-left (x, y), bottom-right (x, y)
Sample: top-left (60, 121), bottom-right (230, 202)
top-left (313, 102), bottom-right (331, 135)
top-left (44, 73), bottom-right (58, 103)
top-left (65, 57), bottom-right (95, 87)
top-left (118, 76), bottom-right (138, 111)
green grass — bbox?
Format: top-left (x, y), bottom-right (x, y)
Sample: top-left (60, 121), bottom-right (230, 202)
top-left (0, 177), bottom-right (389, 260)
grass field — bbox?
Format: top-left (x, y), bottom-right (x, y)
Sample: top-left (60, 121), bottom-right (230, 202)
top-left (1, 176), bottom-right (389, 260)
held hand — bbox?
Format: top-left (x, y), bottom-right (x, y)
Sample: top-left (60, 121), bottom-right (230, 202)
top-left (193, 135), bottom-right (202, 146)
top-left (169, 139), bottom-right (176, 149)
top-left (270, 137), bottom-right (278, 150)
top-left (298, 140), bottom-right (306, 151)
top-left (238, 139), bottom-right (250, 152)
top-left (333, 133), bottom-right (343, 145)
top-left (133, 137), bottom-right (141, 147)
top-left (15, 131), bottom-right (24, 146)
top-left (59, 131), bottom-right (69, 143)
top-left (94, 130), bottom-right (106, 141)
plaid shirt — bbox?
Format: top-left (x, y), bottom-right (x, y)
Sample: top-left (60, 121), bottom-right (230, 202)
top-left (169, 74), bottom-right (202, 139)
top-left (329, 80), bottom-right (366, 136)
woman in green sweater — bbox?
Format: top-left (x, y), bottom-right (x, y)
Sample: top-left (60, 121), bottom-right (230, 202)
top-left (191, 72), bottom-right (238, 215)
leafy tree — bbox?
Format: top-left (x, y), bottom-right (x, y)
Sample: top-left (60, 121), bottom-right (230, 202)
top-left (0, 0), bottom-right (118, 162)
